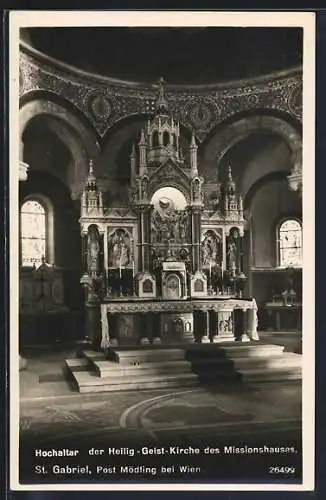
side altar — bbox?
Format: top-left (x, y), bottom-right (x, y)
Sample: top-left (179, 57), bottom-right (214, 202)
top-left (78, 78), bottom-right (259, 351)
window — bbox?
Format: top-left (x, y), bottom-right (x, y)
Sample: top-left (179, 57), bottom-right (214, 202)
top-left (152, 131), bottom-right (159, 147)
top-left (278, 218), bottom-right (302, 267)
top-left (20, 198), bottom-right (53, 266)
top-left (163, 131), bottom-right (170, 146)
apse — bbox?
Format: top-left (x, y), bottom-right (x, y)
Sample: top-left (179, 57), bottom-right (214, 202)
top-left (217, 132), bottom-right (292, 200)
top-left (22, 116), bottom-right (72, 184)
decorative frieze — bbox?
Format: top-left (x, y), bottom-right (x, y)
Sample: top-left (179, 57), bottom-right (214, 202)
top-left (19, 47), bottom-right (302, 142)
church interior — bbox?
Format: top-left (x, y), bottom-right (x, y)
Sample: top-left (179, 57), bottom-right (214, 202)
top-left (17, 26), bottom-right (303, 482)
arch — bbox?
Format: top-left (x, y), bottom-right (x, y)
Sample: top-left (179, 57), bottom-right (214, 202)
top-left (153, 131), bottom-right (159, 148)
top-left (204, 114), bottom-right (302, 168)
top-left (20, 96), bottom-right (100, 199)
top-left (100, 113), bottom-right (193, 152)
top-left (163, 131), bottom-right (170, 147)
top-left (20, 90), bottom-right (101, 146)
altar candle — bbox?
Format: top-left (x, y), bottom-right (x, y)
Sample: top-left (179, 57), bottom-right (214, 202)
top-left (119, 258), bottom-right (122, 279)
top-left (132, 260), bottom-right (135, 278)
top-left (209, 261), bottom-right (212, 282)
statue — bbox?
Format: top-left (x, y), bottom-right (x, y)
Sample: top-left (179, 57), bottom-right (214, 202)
top-left (227, 229), bottom-right (239, 271)
top-left (141, 177), bottom-right (149, 201)
top-left (108, 230), bottom-right (131, 268)
top-left (201, 231), bottom-right (219, 266)
top-left (87, 225), bottom-right (100, 275)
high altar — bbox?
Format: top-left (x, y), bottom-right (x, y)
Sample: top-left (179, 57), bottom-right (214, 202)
top-left (79, 79), bottom-right (259, 350)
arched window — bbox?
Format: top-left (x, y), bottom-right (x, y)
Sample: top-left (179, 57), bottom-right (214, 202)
top-left (277, 218), bottom-right (302, 268)
top-left (20, 197), bottom-right (53, 266)
top-left (152, 131), bottom-right (159, 148)
top-left (163, 131), bottom-right (170, 146)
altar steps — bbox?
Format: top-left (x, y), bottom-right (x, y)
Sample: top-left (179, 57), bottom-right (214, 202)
top-left (66, 349), bottom-right (198, 393)
top-left (65, 343), bottom-right (301, 393)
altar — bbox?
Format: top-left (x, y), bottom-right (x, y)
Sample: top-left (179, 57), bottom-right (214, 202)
top-left (99, 297), bottom-right (258, 348)
top-left (78, 78), bottom-right (258, 351)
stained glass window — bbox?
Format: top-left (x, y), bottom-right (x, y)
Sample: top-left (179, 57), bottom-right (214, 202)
top-left (278, 219), bottom-right (302, 267)
top-left (21, 200), bottom-right (47, 266)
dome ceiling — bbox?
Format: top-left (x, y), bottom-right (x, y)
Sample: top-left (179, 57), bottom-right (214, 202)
top-left (21, 27), bottom-right (302, 85)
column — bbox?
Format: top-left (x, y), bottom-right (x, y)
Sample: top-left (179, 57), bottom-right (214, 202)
top-left (136, 205), bottom-right (152, 271)
top-left (240, 308), bottom-right (251, 342)
top-left (100, 304), bottom-right (110, 349)
top-left (246, 299), bottom-right (259, 341)
top-left (85, 302), bottom-right (102, 350)
top-left (152, 312), bottom-right (162, 344)
top-left (210, 311), bottom-right (219, 343)
top-left (188, 206), bottom-right (203, 271)
top-left (201, 310), bottom-right (210, 343)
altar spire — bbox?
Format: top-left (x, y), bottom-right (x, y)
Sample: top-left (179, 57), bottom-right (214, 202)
top-left (81, 159), bottom-right (104, 217)
top-left (155, 76), bottom-right (169, 114)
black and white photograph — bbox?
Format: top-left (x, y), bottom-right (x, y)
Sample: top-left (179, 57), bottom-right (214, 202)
top-left (9, 11), bottom-right (315, 491)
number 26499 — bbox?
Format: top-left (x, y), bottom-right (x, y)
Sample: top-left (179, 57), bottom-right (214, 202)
top-left (268, 466), bottom-right (295, 474)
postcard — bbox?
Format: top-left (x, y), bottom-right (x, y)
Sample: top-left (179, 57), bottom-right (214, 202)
top-left (9, 10), bottom-right (315, 492)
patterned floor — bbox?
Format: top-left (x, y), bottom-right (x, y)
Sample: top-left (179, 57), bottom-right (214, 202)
top-left (17, 349), bottom-right (303, 484)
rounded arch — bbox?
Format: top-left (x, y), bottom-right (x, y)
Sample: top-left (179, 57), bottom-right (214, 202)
top-left (203, 114), bottom-right (302, 168)
top-left (20, 90), bottom-right (101, 147)
top-left (100, 112), bottom-right (193, 151)
top-left (98, 114), bottom-right (192, 187)
top-left (20, 95), bottom-right (101, 199)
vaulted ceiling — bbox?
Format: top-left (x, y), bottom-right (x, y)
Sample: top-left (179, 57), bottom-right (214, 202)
top-left (21, 27), bottom-right (303, 85)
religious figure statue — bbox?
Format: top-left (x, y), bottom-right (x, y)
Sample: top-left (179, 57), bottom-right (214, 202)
top-left (201, 231), bottom-right (219, 266)
top-left (87, 225), bottom-right (100, 275)
top-left (227, 229), bottom-right (240, 272)
top-left (141, 177), bottom-right (149, 202)
top-left (108, 230), bottom-right (131, 268)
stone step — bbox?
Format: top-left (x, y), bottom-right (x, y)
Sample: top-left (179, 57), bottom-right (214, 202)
top-left (219, 344), bottom-right (284, 358)
top-left (71, 370), bottom-right (198, 393)
top-left (114, 348), bottom-right (187, 364)
top-left (242, 366), bottom-right (302, 383)
top-left (93, 359), bottom-right (192, 378)
top-left (231, 353), bottom-right (301, 370)
top-left (82, 350), bottom-right (108, 362)
top-left (185, 342), bottom-right (284, 360)
top-left (65, 357), bottom-right (89, 371)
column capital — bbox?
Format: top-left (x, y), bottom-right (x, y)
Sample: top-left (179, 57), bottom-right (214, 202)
top-left (19, 160), bottom-right (29, 182)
